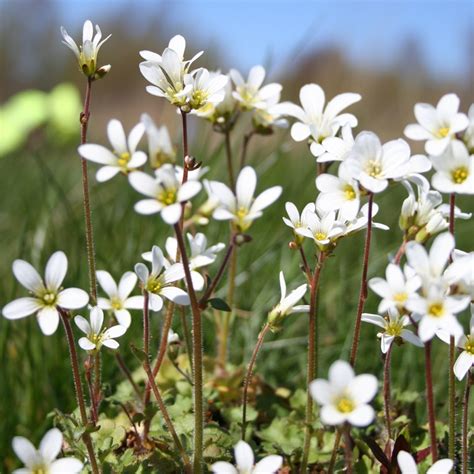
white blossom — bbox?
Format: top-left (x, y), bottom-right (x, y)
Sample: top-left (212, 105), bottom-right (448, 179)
top-left (141, 113), bottom-right (176, 168)
top-left (397, 450), bottom-right (453, 474)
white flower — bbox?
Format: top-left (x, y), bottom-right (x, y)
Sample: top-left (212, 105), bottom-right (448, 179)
top-left (230, 65), bottom-right (282, 110)
top-left (404, 93), bottom-right (469, 156)
top-left (96, 270), bottom-right (144, 328)
top-left (12, 428), bottom-right (83, 474)
top-left (463, 103), bottom-right (474, 152)
top-left (430, 140), bottom-right (474, 195)
top-left (139, 35), bottom-right (203, 107)
top-left (60, 19), bottom-right (111, 77)
top-left (2, 251), bottom-right (89, 336)
top-left (277, 83), bottom-right (361, 149)
top-left (135, 246), bottom-right (190, 311)
top-left (295, 208), bottom-right (345, 249)
top-left (444, 250), bottom-right (474, 299)
top-left (75, 306), bottom-right (126, 351)
top-left (316, 163), bottom-right (361, 221)
top-left (78, 119), bottom-right (146, 182)
top-left (129, 164), bottom-right (202, 224)
top-left (268, 271), bottom-right (309, 329)
top-left (406, 284), bottom-right (469, 342)
top-left (184, 68), bottom-right (228, 112)
top-left (316, 124), bottom-right (354, 163)
top-left (451, 305), bottom-right (474, 380)
top-left (252, 91), bottom-right (288, 131)
top-left (342, 202), bottom-right (389, 235)
top-left (368, 263), bottom-right (421, 313)
top-left (362, 308), bottom-right (423, 353)
top-left (141, 113), bottom-right (176, 168)
top-left (167, 328), bottom-right (180, 344)
top-left (397, 450), bottom-right (453, 474)
top-left (211, 440), bottom-right (283, 474)
top-left (344, 131), bottom-right (431, 193)
top-left (309, 360), bottom-right (378, 427)
top-left (210, 166), bottom-right (282, 232)
top-left (282, 202), bottom-right (315, 241)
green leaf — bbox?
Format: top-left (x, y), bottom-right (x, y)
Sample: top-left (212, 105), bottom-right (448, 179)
top-left (209, 298), bottom-right (231, 312)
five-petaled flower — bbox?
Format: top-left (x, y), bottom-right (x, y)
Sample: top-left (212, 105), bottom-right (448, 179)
top-left (2, 251), bottom-right (89, 335)
top-left (397, 450), bottom-right (453, 474)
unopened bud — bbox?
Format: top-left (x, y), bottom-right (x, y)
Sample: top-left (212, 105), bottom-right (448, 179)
top-left (92, 64), bottom-right (111, 81)
top-left (288, 241), bottom-right (298, 250)
top-left (234, 233), bottom-right (252, 246)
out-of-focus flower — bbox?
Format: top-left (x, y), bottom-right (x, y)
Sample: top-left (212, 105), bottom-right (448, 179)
top-left (61, 20), bottom-right (111, 78)
top-left (135, 246), bottom-right (189, 311)
top-left (444, 250), bottom-right (474, 299)
top-left (362, 308), bottom-right (423, 353)
top-left (282, 201), bottom-right (315, 243)
top-left (184, 68), bottom-right (228, 113)
top-left (12, 428), bottom-right (83, 474)
top-left (2, 251), bottom-right (88, 335)
top-left (344, 131), bottom-right (431, 194)
top-left (404, 93), bottom-right (469, 156)
top-left (342, 202), bottom-right (389, 235)
top-left (277, 83), bottom-right (361, 153)
top-left (96, 270), bottom-right (144, 328)
top-left (167, 328), bottom-right (180, 344)
top-left (210, 166), bottom-right (282, 232)
top-left (268, 271), bottom-right (309, 330)
top-left (230, 65), bottom-right (282, 110)
top-left (316, 125), bottom-right (354, 163)
top-left (463, 103), bottom-right (474, 152)
top-left (129, 164), bottom-right (202, 224)
top-left (310, 360), bottom-right (378, 427)
top-left (211, 440), bottom-right (283, 474)
top-left (141, 113), bottom-right (176, 168)
top-left (252, 91), bottom-right (288, 133)
top-left (78, 119), bottom-right (146, 182)
top-left (430, 140), bottom-right (474, 195)
top-left (397, 450), bottom-right (453, 474)
top-left (75, 306), bottom-right (126, 351)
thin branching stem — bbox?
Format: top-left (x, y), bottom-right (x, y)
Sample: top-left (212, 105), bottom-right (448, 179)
top-left (298, 245), bottom-right (312, 283)
top-left (383, 343), bottom-right (394, 441)
top-left (241, 323), bottom-right (270, 439)
top-left (328, 430), bottom-right (342, 473)
top-left (343, 425), bottom-right (353, 474)
top-left (461, 373), bottom-right (472, 474)
top-left (224, 130), bottom-right (235, 189)
top-left (115, 353), bottom-right (142, 402)
top-left (425, 341), bottom-right (438, 462)
top-left (239, 130), bottom-right (254, 170)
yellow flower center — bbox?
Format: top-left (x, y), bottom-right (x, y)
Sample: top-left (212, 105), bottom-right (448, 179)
top-left (336, 397), bottom-right (355, 413)
top-left (190, 89), bottom-right (209, 109)
top-left (146, 277), bottom-right (162, 294)
top-left (41, 291), bottom-right (57, 306)
top-left (111, 297), bottom-right (123, 311)
top-left (464, 336), bottom-right (474, 355)
top-left (32, 468), bottom-right (47, 474)
top-left (157, 189), bottom-right (177, 205)
top-left (117, 152), bottom-right (131, 169)
top-left (451, 166), bottom-right (468, 184)
top-left (385, 318), bottom-right (404, 337)
top-left (428, 302), bottom-right (445, 318)
top-left (366, 160), bottom-right (382, 178)
top-left (315, 232), bottom-right (327, 241)
top-left (343, 184), bottom-right (356, 200)
top-left (89, 332), bottom-right (103, 345)
top-left (436, 127), bottom-right (450, 138)
top-left (393, 292), bottom-right (408, 304)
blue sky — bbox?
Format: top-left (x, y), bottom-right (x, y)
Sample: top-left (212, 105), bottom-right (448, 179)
top-left (57, 0), bottom-right (473, 81)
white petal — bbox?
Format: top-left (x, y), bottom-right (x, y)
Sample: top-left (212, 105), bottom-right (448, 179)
top-left (124, 295), bottom-right (145, 309)
top-left (49, 458), bottom-right (84, 474)
top-left (96, 166), bottom-right (121, 182)
top-left (57, 288), bottom-right (89, 310)
top-left (234, 441), bottom-right (254, 472)
top-left (89, 306), bottom-right (104, 334)
top-left (397, 451), bottom-right (417, 474)
top-left (39, 428), bottom-right (62, 462)
top-left (309, 379), bottom-right (333, 405)
top-left (236, 166), bottom-right (257, 210)
top-left (346, 404), bottom-right (375, 427)
top-left (78, 144), bottom-right (117, 165)
top-left (114, 309), bottom-right (131, 328)
top-left (13, 259), bottom-right (44, 293)
top-left (429, 232), bottom-right (454, 277)
top-left (348, 374), bottom-right (378, 404)
top-left (74, 315), bottom-right (91, 335)
top-left (178, 181), bottom-right (202, 202)
top-left (128, 171), bottom-right (159, 198)
top-left (453, 351), bottom-right (474, 381)
top-left (37, 307), bottom-right (60, 335)
top-left (118, 271), bottom-right (137, 299)
top-left (247, 65), bottom-right (266, 89)
top-left (251, 186), bottom-right (282, 213)
top-left (12, 436), bottom-right (37, 466)
top-left (426, 459), bottom-right (454, 474)
top-left (128, 151), bottom-right (147, 169)
top-left (135, 199), bottom-right (163, 215)
top-left (102, 338), bottom-right (120, 349)
top-left (107, 119), bottom-right (128, 154)
top-left (254, 455), bottom-right (283, 474)
top-left (320, 405), bottom-right (346, 426)
top-left (45, 251), bottom-right (67, 291)
top-left (361, 313), bottom-right (386, 329)
top-left (325, 93), bottom-right (361, 120)
top-left (79, 337), bottom-right (96, 351)
top-left (211, 461), bottom-right (238, 474)
top-left (328, 360), bottom-right (354, 389)
top-left (161, 203), bottom-right (182, 224)
top-left (127, 122), bottom-right (145, 153)
top-left (3, 297), bottom-right (41, 320)
top-left (104, 324), bottom-right (127, 339)
top-left (290, 122), bottom-right (311, 141)
top-left (160, 286), bottom-right (190, 305)
top-left (149, 293), bottom-right (163, 312)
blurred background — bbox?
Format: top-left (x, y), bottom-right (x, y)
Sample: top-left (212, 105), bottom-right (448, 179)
top-left (0, 0), bottom-right (473, 468)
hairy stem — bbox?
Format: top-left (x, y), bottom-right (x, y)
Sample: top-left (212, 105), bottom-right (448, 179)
top-left (298, 245), bottom-right (312, 283)
top-left (59, 310), bottom-right (100, 473)
top-left (301, 251), bottom-right (326, 473)
top-left (393, 239), bottom-right (407, 265)
top-left (115, 353), bottom-right (142, 402)
top-left (241, 323), bottom-right (270, 439)
top-left (328, 430), bottom-right (342, 473)
top-left (349, 192), bottom-right (374, 366)
top-left (461, 373), bottom-right (472, 474)
top-left (224, 130), bottom-right (235, 189)
top-left (180, 109), bottom-right (189, 184)
top-left (239, 130), bottom-right (254, 170)
top-left (425, 341), bottom-right (438, 462)
top-left (143, 291), bottom-right (150, 362)
top-left (343, 425), bottom-right (353, 474)
top-left (93, 352), bottom-right (101, 421)
top-left (80, 77), bottom-right (97, 304)
top-left (383, 343), bottom-right (393, 441)
top-left (174, 223), bottom-right (204, 473)
top-left (180, 305), bottom-right (194, 374)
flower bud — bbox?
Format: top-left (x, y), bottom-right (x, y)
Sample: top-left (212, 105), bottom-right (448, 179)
top-left (92, 64), bottom-right (111, 81)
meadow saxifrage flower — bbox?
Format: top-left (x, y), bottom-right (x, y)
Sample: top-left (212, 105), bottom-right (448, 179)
top-left (96, 270), bottom-right (144, 328)
top-left (12, 428), bottom-right (83, 474)
top-left (309, 360), bottom-right (378, 427)
top-left (75, 306), bottom-right (126, 351)
top-left (211, 440), bottom-right (283, 474)
top-left (78, 119), bottom-right (147, 182)
top-left (2, 251), bottom-right (89, 335)
top-left (141, 113), bottom-right (176, 168)
top-left (397, 450), bottom-right (453, 474)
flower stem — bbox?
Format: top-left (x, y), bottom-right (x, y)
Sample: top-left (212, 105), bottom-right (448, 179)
top-left (115, 353), bottom-right (142, 402)
top-left (298, 245), bottom-right (312, 283)
top-left (461, 372), bottom-right (472, 474)
top-left (80, 77), bottom-right (98, 305)
top-left (174, 223), bottom-right (204, 474)
top-left (180, 109), bottom-right (189, 185)
top-left (180, 305), bottom-right (194, 373)
top-left (224, 130), bottom-right (235, 189)
top-left (239, 130), bottom-right (254, 170)
top-left (143, 361), bottom-right (192, 473)
top-left (59, 310), bottom-right (100, 474)
top-left (343, 425), bottom-right (353, 474)
top-left (93, 352), bottom-right (101, 421)
top-left (217, 244), bottom-right (238, 368)
top-left (424, 341), bottom-right (438, 462)
top-left (143, 301), bottom-right (175, 439)
top-left (393, 239), bottom-right (407, 265)
top-left (241, 323), bottom-right (270, 439)
top-left (143, 290), bottom-right (150, 362)
top-left (328, 430), bottom-right (342, 473)
top-left (349, 192), bottom-right (374, 366)
top-left (301, 251), bottom-right (326, 473)
top-left (383, 343), bottom-right (393, 441)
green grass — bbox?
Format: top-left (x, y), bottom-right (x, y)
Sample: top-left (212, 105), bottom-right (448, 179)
top-left (0, 124), bottom-right (473, 469)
